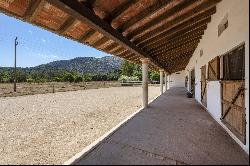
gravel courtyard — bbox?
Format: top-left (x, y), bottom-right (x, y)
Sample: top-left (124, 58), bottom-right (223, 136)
top-left (0, 86), bottom-right (159, 165)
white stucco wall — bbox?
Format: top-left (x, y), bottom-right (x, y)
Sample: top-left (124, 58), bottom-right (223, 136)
top-left (169, 70), bottom-right (185, 88)
top-left (184, 0), bottom-right (249, 154)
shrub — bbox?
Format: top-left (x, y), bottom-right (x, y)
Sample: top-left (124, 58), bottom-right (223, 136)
top-left (26, 78), bottom-right (33, 83)
top-left (121, 60), bottom-right (135, 77)
top-left (63, 73), bottom-right (75, 82)
top-left (0, 71), bottom-right (10, 83)
top-left (83, 74), bottom-right (92, 82)
top-left (118, 75), bottom-right (139, 82)
top-left (54, 77), bottom-right (62, 82)
top-left (150, 71), bottom-right (160, 82)
top-left (74, 75), bottom-right (83, 83)
top-left (132, 70), bottom-right (142, 81)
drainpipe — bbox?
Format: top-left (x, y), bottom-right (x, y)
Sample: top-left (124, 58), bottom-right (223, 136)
top-left (160, 69), bottom-right (164, 94)
top-left (141, 58), bottom-right (149, 108)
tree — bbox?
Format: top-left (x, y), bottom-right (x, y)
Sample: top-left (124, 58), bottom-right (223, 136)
top-left (16, 70), bottom-right (27, 82)
top-left (63, 72), bottom-right (75, 82)
top-left (83, 73), bottom-right (92, 82)
top-left (150, 71), bottom-right (160, 82)
top-left (54, 77), bottom-right (62, 82)
top-left (132, 70), bottom-right (142, 81)
top-left (74, 75), bottom-right (83, 83)
top-left (26, 78), bottom-right (33, 83)
top-left (0, 71), bottom-right (10, 83)
top-left (121, 60), bottom-right (135, 77)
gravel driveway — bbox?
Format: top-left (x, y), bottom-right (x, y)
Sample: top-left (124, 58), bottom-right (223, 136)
top-left (0, 86), bottom-right (159, 165)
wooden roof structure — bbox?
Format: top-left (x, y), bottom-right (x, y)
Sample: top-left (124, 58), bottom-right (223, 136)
top-left (0, 0), bottom-right (221, 73)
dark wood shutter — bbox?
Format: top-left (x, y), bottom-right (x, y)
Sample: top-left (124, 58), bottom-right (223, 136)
top-left (208, 56), bottom-right (220, 81)
top-left (222, 44), bottom-right (245, 80)
top-left (185, 76), bottom-right (188, 88)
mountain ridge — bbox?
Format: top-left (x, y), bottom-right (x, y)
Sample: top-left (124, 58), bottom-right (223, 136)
top-left (1, 56), bottom-right (123, 74)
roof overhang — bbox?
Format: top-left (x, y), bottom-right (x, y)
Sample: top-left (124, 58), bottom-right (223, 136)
top-left (0, 0), bottom-right (221, 73)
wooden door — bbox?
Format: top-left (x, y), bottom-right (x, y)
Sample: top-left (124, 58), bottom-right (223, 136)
top-left (221, 81), bottom-right (246, 144)
top-left (201, 65), bottom-right (207, 107)
top-left (185, 76), bottom-right (188, 88)
top-left (190, 69), bottom-right (195, 96)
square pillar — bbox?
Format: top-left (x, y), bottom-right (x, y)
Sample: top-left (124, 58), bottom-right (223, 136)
top-left (160, 69), bottom-right (164, 94)
top-left (141, 58), bottom-right (150, 108)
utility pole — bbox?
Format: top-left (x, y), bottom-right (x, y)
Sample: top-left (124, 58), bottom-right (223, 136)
top-left (14, 37), bottom-right (18, 92)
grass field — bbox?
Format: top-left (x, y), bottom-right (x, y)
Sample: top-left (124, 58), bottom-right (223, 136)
top-left (0, 81), bottom-right (122, 97)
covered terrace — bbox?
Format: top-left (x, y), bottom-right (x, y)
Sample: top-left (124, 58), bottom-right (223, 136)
top-left (0, 0), bottom-right (249, 165)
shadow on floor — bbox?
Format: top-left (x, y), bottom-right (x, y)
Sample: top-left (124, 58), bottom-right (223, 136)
top-left (75, 88), bottom-right (249, 165)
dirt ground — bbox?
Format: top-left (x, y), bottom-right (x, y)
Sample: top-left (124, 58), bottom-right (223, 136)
top-left (0, 86), bottom-right (160, 165)
top-left (0, 82), bottom-right (121, 98)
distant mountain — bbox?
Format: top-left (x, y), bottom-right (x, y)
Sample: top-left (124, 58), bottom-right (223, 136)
top-left (32, 56), bottom-right (123, 74)
top-left (0, 56), bottom-right (123, 82)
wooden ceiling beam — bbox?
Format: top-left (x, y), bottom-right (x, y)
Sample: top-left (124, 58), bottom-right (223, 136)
top-left (106, 0), bottom-right (138, 24)
top-left (158, 52), bottom-right (194, 64)
top-left (123, 53), bottom-right (137, 60)
top-left (49, 0), bottom-right (165, 71)
top-left (134, 5), bottom-right (217, 45)
top-left (157, 47), bottom-right (197, 61)
top-left (26, 0), bottom-right (47, 22)
top-left (80, 0), bottom-right (96, 11)
top-left (123, 52), bottom-right (135, 58)
top-left (92, 36), bottom-right (110, 48)
top-left (168, 58), bottom-right (190, 67)
top-left (151, 39), bottom-right (200, 57)
top-left (24, 0), bottom-right (42, 19)
top-left (148, 31), bottom-right (204, 52)
top-left (115, 50), bottom-right (131, 58)
top-left (151, 37), bottom-right (201, 55)
top-left (132, 0), bottom-right (220, 41)
top-left (139, 17), bottom-right (211, 48)
top-left (79, 29), bottom-right (96, 43)
top-left (111, 47), bottom-right (126, 55)
top-left (167, 53), bottom-right (193, 64)
top-left (117, 0), bottom-right (171, 32)
top-left (153, 44), bottom-right (198, 59)
top-left (98, 39), bottom-right (114, 50)
top-left (145, 26), bottom-right (206, 52)
top-left (108, 46), bottom-right (123, 54)
top-left (159, 50), bottom-right (196, 63)
top-left (126, 0), bottom-right (198, 40)
top-left (57, 16), bottom-right (76, 34)
top-left (103, 42), bottom-right (119, 52)
top-left (167, 59), bottom-right (190, 70)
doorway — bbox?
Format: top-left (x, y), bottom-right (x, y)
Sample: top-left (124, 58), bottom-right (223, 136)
top-left (190, 68), bottom-right (195, 97)
top-left (201, 65), bottom-right (207, 107)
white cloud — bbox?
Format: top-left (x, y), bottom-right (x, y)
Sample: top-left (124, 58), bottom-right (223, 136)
top-left (52, 55), bottom-right (59, 59)
top-left (28, 30), bottom-right (33, 34)
top-left (35, 52), bottom-right (60, 61)
top-left (41, 39), bottom-right (46, 43)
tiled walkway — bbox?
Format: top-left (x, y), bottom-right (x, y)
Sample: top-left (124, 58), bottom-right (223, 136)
top-left (75, 88), bottom-right (249, 165)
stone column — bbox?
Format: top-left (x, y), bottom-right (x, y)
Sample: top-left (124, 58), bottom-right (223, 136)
top-left (160, 69), bottom-right (164, 94)
top-left (165, 72), bottom-right (168, 92)
top-left (141, 58), bottom-right (150, 108)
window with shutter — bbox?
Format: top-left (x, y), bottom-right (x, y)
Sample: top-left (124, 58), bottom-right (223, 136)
top-left (208, 56), bottom-right (220, 81)
top-left (222, 44), bottom-right (245, 80)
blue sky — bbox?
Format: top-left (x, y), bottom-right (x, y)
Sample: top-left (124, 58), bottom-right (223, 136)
top-left (0, 13), bottom-right (110, 67)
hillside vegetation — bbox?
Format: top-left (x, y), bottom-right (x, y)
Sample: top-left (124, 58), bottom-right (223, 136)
top-left (0, 56), bottom-right (159, 83)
